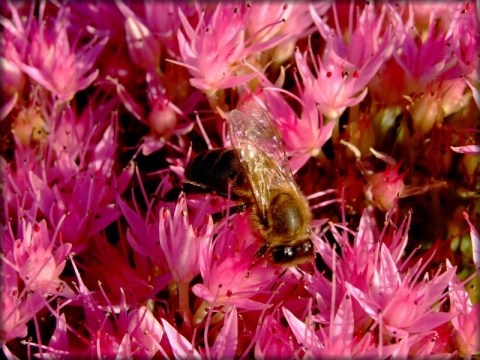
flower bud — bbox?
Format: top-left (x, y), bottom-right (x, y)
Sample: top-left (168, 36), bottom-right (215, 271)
top-left (0, 57), bottom-right (25, 96)
top-left (408, 92), bottom-right (444, 135)
top-left (125, 16), bottom-right (161, 70)
top-left (365, 164), bottom-right (406, 211)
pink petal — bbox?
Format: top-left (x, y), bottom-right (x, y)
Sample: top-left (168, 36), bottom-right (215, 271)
top-left (189, 72), bottom-right (257, 91)
top-left (344, 282), bottom-right (379, 319)
top-left (406, 312), bottom-right (455, 333)
top-left (211, 306), bottom-right (238, 359)
top-left (450, 145), bottom-right (480, 154)
top-left (48, 313), bottom-right (69, 351)
top-left (465, 77), bottom-right (480, 110)
top-left (161, 319), bottom-right (201, 359)
top-left (463, 212), bottom-right (480, 273)
top-left (116, 334), bottom-right (133, 359)
top-left (0, 93), bottom-right (18, 121)
top-left (331, 292), bottom-right (354, 343)
top-left (282, 307), bottom-right (321, 353)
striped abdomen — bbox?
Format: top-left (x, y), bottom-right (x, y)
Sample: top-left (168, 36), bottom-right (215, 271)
top-left (184, 148), bottom-right (252, 200)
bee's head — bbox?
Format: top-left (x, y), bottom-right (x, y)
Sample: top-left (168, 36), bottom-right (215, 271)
top-left (269, 236), bottom-right (314, 266)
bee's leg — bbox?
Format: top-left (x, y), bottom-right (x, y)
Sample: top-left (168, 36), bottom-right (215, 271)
top-left (211, 203), bottom-right (249, 222)
top-left (162, 181), bottom-right (212, 201)
top-left (182, 180), bottom-right (215, 195)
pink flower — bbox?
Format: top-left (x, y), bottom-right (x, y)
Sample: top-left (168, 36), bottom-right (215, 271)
top-left (447, 260), bottom-right (480, 356)
top-left (451, 144), bottom-right (480, 154)
top-left (117, 1), bottom-right (161, 71)
top-left (207, 306), bottom-right (238, 359)
top-left (143, 2), bottom-right (197, 57)
top-left (43, 257), bottom-right (165, 358)
top-left (192, 214), bottom-right (277, 314)
top-left (447, 1), bottom-right (479, 78)
top-left (159, 193), bottom-right (214, 284)
top-left (142, 72), bottom-right (195, 155)
top-left (295, 48), bottom-right (367, 119)
top-left (119, 195), bottom-right (170, 274)
top-left (27, 131), bottom-right (131, 252)
top-left (283, 292), bottom-right (375, 357)
top-left (312, 2), bottom-right (396, 82)
top-left (396, 9), bottom-right (458, 86)
top-left (297, 2), bottom-right (396, 119)
top-left (246, 2), bottom-right (331, 64)
top-left (175, 4), bottom-right (255, 94)
top-left (1, 1), bottom-right (478, 358)
top-left (12, 220), bottom-right (71, 294)
top-left (370, 3), bottom-right (465, 109)
top-left (0, 255), bottom-right (45, 342)
top-left (175, 3), bottom-right (292, 94)
top-left (3, 2), bottom-right (107, 102)
top-left (3, 98), bottom-right (132, 254)
top-left (346, 245), bottom-right (456, 338)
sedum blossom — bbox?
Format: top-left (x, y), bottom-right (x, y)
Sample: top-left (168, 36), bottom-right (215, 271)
top-left (175, 3), bottom-right (293, 95)
top-left (297, 2), bottom-right (397, 119)
top-left (346, 245), bottom-right (456, 338)
top-left (447, 260), bottom-right (480, 356)
top-left (159, 193), bottom-right (214, 284)
top-left (1, 1), bottom-right (107, 102)
top-left (246, 2), bottom-right (331, 65)
top-left (11, 220), bottom-right (71, 294)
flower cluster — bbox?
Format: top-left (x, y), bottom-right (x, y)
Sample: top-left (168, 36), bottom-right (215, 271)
top-left (1, 1), bottom-right (479, 359)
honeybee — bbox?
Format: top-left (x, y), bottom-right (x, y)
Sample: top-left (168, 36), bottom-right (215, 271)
top-left (184, 102), bottom-right (314, 266)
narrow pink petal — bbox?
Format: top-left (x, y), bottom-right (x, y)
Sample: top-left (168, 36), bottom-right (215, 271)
top-left (450, 145), bottom-right (480, 154)
top-left (189, 72), bottom-right (257, 91)
top-left (406, 312), bottom-right (455, 333)
top-left (465, 77), bottom-right (480, 110)
top-left (344, 282), bottom-right (379, 319)
top-left (116, 334), bottom-right (133, 359)
top-left (282, 307), bottom-right (321, 352)
top-left (0, 93), bottom-right (18, 121)
top-left (463, 212), bottom-right (480, 273)
top-left (20, 63), bottom-right (56, 93)
top-left (211, 306), bottom-right (238, 359)
top-left (112, 79), bottom-right (145, 120)
top-left (118, 199), bottom-right (148, 242)
top-left (331, 292), bottom-right (354, 343)
top-left (161, 319), bottom-right (201, 359)
top-left (48, 313), bottom-right (68, 350)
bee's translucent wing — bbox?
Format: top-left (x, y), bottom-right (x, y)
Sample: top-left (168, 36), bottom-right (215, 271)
top-left (228, 102), bottom-right (301, 219)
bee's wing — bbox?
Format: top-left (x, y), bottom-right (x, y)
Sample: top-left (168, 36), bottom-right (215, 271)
top-left (228, 102), bottom-right (301, 219)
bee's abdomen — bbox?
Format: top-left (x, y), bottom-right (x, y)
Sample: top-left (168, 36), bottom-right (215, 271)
top-left (185, 148), bottom-right (250, 198)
